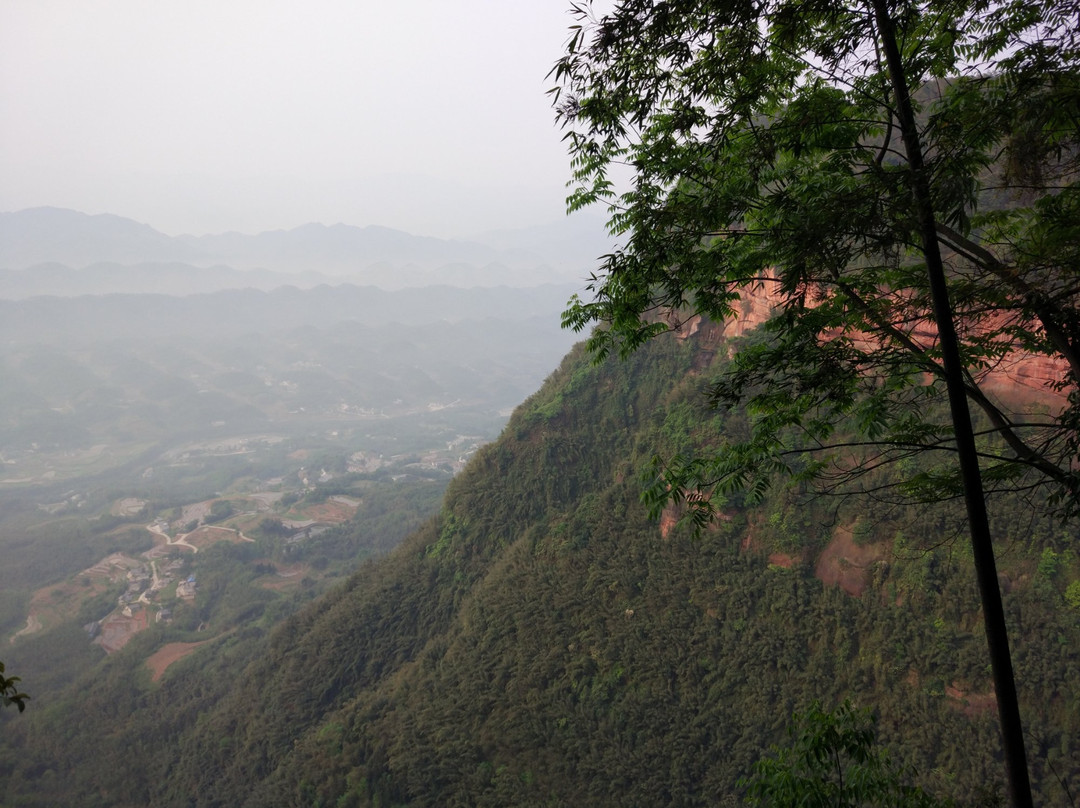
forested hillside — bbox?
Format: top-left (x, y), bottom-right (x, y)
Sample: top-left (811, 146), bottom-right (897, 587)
top-left (1, 321), bottom-right (1076, 806)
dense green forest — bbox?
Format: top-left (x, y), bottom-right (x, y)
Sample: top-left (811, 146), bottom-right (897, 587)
top-left (1, 325), bottom-right (1076, 806)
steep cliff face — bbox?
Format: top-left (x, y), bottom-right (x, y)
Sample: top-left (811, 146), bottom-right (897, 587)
top-left (3, 327), bottom-right (1078, 808)
top-left (665, 279), bottom-right (1071, 411)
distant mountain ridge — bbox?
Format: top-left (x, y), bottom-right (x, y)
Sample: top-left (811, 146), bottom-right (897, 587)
top-left (0, 207), bottom-right (611, 293)
top-left (0, 283), bottom-right (583, 343)
top-left (0, 261), bottom-right (335, 299)
top-left (0, 208), bottom-right (203, 268)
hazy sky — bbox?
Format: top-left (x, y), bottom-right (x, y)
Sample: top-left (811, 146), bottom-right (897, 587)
top-left (0, 1), bottom-right (597, 237)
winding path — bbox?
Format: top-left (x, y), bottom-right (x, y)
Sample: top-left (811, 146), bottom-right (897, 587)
top-left (146, 523), bottom-right (198, 554)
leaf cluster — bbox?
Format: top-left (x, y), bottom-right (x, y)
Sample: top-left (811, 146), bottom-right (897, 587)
top-left (742, 701), bottom-right (951, 807)
top-left (552, 0), bottom-right (1080, 520)
top-left (0, 659), bottom-right (28, 713)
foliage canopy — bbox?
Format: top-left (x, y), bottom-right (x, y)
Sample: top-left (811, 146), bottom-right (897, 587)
top-left (552, 1), bottom-right (1079, 804)
top-left (742, 702), bottom-right (949, 807)
top-left (0, 659), bottom-right (28, 712)
top-left (552, 0), bottom-right (1080, 520)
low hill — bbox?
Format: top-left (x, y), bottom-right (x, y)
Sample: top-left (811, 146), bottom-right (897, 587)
top-left (0, 208), bottom-right (612, 292)
top-left (1, 323), bottom-right (1077, 806)
top-left (0, 283), bottom-right (581, 342)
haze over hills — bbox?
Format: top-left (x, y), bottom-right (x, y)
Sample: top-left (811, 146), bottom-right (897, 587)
top-left (0, 207), bottom-right (613, 296)
top-left (0, 284), bottom-right (583, 343)
top-left (0, 204), bottom-right (589, 672)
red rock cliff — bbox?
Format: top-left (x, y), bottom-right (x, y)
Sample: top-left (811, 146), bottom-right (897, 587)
top-left (665, 277), bottom-right (1071, 412)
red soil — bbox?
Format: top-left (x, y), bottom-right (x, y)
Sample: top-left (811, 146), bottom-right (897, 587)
top-left (146, 640), bottom-right (209, 682)
top-left (815, 525), bottom-right (886, 597)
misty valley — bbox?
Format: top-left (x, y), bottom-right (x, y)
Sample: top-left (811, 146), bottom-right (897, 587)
top-left (0, 208), bottom-right (581, 725)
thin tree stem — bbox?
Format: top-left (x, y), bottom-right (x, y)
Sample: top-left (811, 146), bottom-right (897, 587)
top-left (870, 2), bottom-right (1034, 806)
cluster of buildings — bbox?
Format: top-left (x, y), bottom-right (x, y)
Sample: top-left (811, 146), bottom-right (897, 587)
top-left (84, 556), bottom-right (196, 651)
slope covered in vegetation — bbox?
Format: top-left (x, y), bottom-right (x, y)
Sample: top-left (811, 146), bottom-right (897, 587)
top-left (1, 325), bottom-right (1078, 806)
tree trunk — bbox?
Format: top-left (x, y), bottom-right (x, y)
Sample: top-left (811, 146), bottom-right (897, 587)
top-left (869, 2), bottom-right (1034, 806)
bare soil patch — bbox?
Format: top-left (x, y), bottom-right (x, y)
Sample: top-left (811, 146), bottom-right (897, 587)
top-left (257, 562), bottom-right (309, 591)
top-left (248, 491), bottom-right (283, 509)
top-left (11, 555), bottom-right (135, 640)
top-left (144, 540), bottom-right (190, 559)
top-left (232, 513), bottom-right (267, 534)
top-left (178, 500), bottom-right (212, 526)
top-left (294, 499), bottom-right (356, 523)
top-left (146, 640), bottom-right (209, 682)
top-left (815, 525), bottom-right (886, 596)
top-left (11, 614), bottom-right (41, 642)
top-left (945, 683), bottom-right (997, 717)
top-left (768, 553), bottom-right (795, 569)
top-left (183, 525), bottom-right (248, 550)
top-left (85, 553), bottom-right (145, 578)
top-left (95, 607), bottom-right (150, 653)
top-left (111, 497), bottom-right (147, 517)
top-left (659, 505), bottom-right (678, 540)
top-left (659, 500), bottom-right (731, 540)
